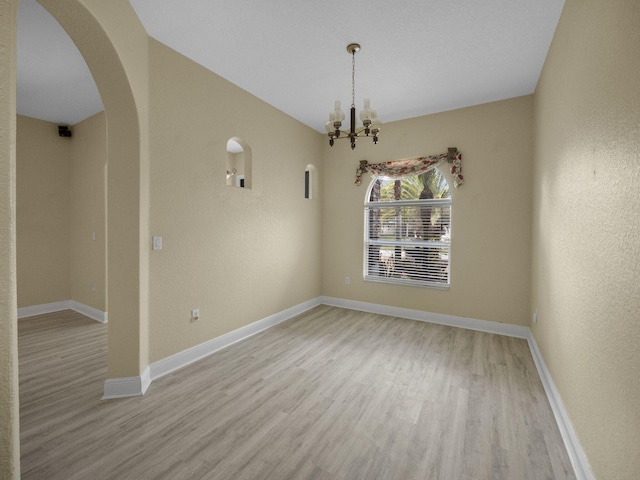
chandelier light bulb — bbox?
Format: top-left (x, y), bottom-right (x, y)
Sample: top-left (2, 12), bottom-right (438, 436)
top-left (371, 113), bottom-right (381, 132)
top-left (333, 101), bottom-right (345, 123)
top-left (359, 98), bottom-right (374, 126)
top-left (325, 121), bottom-right (335, 133)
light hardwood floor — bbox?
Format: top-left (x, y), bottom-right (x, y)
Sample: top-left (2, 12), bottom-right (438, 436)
top-left (19, 306), bottom-right (576, 479)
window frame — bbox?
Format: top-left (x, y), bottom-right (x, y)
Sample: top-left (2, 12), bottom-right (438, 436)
top-left (363, 174), bottom-right (452, 290)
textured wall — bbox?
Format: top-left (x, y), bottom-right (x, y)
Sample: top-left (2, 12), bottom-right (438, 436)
top-left (0, 0), bottom-right (20, 477)
top-left (70, 112), bottom-right (107, 312)
top-left (16, 115), bottom-right (71, 307)
top-left (16, 112), bottom-right (107, 313)
top-left (323, 96), bottom-right (534, 326)
top-left (532, 0), bottom-right (640, 478)
top-left (147, 39), bottom-right (323, 362)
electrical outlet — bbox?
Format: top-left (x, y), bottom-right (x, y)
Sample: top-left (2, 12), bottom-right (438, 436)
top-left (345, 276), bottom-right (351, 285)
top-left (191, 309), bottom-right (200, 322)
top-left (533, 310), bottom-right (538, 323)
top-left (91, 282), bottom-right (96, 292)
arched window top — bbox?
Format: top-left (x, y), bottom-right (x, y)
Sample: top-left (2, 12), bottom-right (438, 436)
top-left (366, 168), bottom-right (451, 203)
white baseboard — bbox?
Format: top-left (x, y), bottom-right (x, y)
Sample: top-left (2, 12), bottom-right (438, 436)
top-left (102, 366), bottom-right (151, 400)
top-left (320, 296), bottom-right (530, 339)
top-left (17, 300), bottom-right (71, 319)
top-left (70, 300), bottom-right (108, 323)
top-left (18, 299), bottom-right (107, 323)
top-left (148, 297), bottom-right (322, 382)
top-left (526, 332), bottom-right (594, 480)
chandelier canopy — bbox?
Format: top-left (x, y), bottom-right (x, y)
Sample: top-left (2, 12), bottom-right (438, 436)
top-left (326, 43), bottom-right (381, 150)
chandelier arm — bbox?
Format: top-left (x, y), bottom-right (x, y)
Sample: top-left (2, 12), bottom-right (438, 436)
top-left (332, 126), bottom-right (373, 138)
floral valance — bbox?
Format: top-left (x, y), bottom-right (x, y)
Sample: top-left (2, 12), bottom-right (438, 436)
top-left (355, 147), bottom-right (464, 188)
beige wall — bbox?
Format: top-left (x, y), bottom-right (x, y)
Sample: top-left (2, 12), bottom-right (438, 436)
top-left (532, 0), bottom-right (640, 478)
top-left (70, 112), bottom-right (107, 312)
top-left (323, 96), bottom-right (534, 326)
top-left (16, 115), bottom-right (71, 308)
top-left (16, 113), bottom-right (107, 313)
top-left (0, 1), bottom-right (20, 477)
top-left (147, 39), bottom-right (323, 362)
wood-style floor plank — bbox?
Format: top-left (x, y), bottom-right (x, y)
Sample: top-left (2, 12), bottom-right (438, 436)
top-left (19, 306), bottom-right (576, 479)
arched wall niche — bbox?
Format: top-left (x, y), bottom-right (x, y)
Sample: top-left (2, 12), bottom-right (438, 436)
top-left (226, 136), bottom-right (252, 189)
top-left (37, 0), bottom-right (151, 385)
top-left (305, 164), bottom-right (318, 199)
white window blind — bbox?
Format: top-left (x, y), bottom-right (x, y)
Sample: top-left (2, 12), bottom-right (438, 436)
top-left (364, 174), bottom-right (451, 289)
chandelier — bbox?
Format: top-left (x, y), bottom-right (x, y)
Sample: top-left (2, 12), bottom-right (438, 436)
top-left (326, 43), bottom-right (381, 150)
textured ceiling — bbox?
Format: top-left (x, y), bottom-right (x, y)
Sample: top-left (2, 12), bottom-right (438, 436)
top-left (17, 0), bottom-right (565, 132)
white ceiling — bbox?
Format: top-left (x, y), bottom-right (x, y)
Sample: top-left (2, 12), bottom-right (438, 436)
top-left (17, 0), bottom-right (103, 126)
top-left (17, 0), bottom-right (565, 132)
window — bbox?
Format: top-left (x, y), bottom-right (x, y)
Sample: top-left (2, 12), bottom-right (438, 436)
top-left (364, 169), bottom-right (451, 289)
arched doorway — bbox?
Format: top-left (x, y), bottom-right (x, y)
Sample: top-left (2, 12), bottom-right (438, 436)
top-left (34, 0), bottom-right (151, 397)
top-left (3, 1), bottom-right (153, 473)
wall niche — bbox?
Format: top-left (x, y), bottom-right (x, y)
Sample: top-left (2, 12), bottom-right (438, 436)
top-left (226, 137), bottom-right (252, 189)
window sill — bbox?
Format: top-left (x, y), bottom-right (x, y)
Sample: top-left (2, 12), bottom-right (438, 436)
top-left (364, 275), bottom-right (450, 290)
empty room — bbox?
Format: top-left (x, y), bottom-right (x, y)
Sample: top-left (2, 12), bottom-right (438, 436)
top-left (1, 1), bottom-right (639, 479)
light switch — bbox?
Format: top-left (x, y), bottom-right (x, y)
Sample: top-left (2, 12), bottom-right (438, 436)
top-left (152, 236), bottom-right (163, 251)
